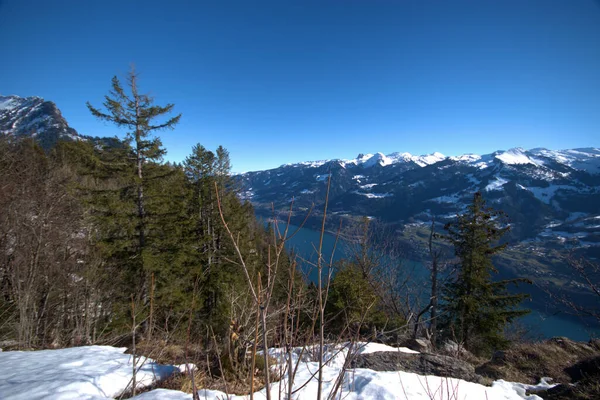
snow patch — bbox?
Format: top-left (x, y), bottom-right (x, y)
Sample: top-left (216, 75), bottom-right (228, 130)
top-left (0, 96), bottom-right (19, 111)
top-left (362, 152), bottom-right (394, 167)
top-left (450, 153), bottom-right (482, 163)
top-left (352, 191), bottom-right (392, 199)
top-left (524, 185), bottom-right (577, 204)
top-left (0, 343), bottom-right (553, 400)
top-left (485, 177), bottom-right (508, 191)
top-left (388, 151), bottom-right (446, 167)
top-left (495, 148), bottom-right (539, 166)
top-left (0, 346), bottom-right (178, 400)
top-left (530, 148), bottom-right (600, 174)
top-left (359, 183), bottom-right (378, 189)
top-left (427, 194), bottom-right (461, 203)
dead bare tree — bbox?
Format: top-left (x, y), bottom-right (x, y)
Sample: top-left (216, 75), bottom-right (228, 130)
top-left (215, 182), bottom-right (312, 400)
top-left (545, 256), bottom-right (600, 326)
top-left (413, 218), bottom-right (446, 342)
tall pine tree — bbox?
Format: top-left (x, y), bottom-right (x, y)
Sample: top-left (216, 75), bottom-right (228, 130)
top-left (440, 192), bottom-right (530, 355)
top-left (87, 66), bottom-right (181, 314)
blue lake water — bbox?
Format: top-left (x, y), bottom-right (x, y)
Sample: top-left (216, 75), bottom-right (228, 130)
top-left (273, 222), bottom-right (599, 341)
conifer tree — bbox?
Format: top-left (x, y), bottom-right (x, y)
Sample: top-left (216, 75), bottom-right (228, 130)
top-left (87, 66), bottom-right (181, 307)
top-left (87, 67), bottom-right (181, 335)
top-left (440, 192), bottom-right (530, 354)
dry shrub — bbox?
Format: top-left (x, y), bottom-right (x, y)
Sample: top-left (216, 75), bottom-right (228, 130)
top-left (476, 337), bottom-right (600, 384)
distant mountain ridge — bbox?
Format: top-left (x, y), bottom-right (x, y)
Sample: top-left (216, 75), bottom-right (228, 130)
top-left (240, 146), bottom-right (600, 252)
top-left (278, 147), bottom-right (600, 174)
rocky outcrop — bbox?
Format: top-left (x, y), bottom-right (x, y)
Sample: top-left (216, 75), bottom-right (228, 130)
top-left (0, 95), bottom-right (81, 150)
top-left (399, 338), bottom-right (432, 353)
top-left (350, 351), bottom-right (485, 384)
top-left (477, 337), bottom-right (600, 385)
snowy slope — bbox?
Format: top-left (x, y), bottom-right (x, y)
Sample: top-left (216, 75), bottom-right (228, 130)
top-left (0, 346), bottom-right (179, 400)
top-left (494, 148), bottom-right (540, 166)
top-left (0, 344), bottom-right (554, 400)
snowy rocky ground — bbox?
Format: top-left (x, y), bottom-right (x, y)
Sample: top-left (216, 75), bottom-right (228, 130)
top-left (0, 343), bottom-right (554, 400)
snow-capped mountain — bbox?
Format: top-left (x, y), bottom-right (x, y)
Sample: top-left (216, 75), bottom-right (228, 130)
top-left (0, 94), bottom-right (82, 149)
top-left (240, 147), bottom-right (600, 249)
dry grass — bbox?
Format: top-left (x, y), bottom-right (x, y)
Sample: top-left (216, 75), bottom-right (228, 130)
top-left (476, 337), bottom-right (600, 384)
top-left (129, 339), bottom-right (281, 397)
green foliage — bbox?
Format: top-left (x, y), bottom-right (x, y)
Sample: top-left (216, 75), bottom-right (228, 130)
top-left (86, 67), bottom-right (182, 310)
top-left (1, 69), bottom-right (306, 351)
top-left (326, 261), bottom-right (387, 335)
top-left (440, 192), bottom-right (530, 355)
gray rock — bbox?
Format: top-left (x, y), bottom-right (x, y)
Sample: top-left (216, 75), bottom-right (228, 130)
top-left (350, 351), bottom-right (485, 384)
top-left (400, 338), bottom-right (432, 353)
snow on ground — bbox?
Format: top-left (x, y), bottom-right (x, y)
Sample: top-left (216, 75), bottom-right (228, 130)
top-left (352, 191), bottom-right (393, 199)
top-left (135, 342), bottom-right (548, 400)
top-left (354, 342), bottom-right (419, 355)
top-left (485, 177), bottom-right (508, 191)
top-left (359, 183), bottom-right (378, 189)
top-left (0, 343), bottom-right (553, 400)
top-left (523, 184), bottom-right (576, 205)
top-left (465, 173), bottom-right (480, 186)
top-left (426, 194), bottom-right (461, 204)
top-left (0, 346), bottom-right (179, 400)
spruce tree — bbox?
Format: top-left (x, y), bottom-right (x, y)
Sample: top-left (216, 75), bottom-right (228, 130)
top-left (87, 66), bottom-right (181, 317)
top-left (440, 192), bottom-right (530, 354)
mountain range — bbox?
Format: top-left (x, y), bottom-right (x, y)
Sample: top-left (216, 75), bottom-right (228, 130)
top-left (2, 94), bottom-right (599, 304)
top-left (3, 94), bottom-right (598, 253)
top-left (240, 147), bottom-right (600, 316)
top-left (241, 147), bottom-right (599, 240)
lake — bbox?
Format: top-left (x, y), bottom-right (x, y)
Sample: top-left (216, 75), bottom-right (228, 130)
top-left (272, 222), bottom-right (599, 341)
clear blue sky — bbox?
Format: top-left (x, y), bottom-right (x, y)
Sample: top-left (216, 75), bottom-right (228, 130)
top-left (1, 0), bottom-right (599, 172)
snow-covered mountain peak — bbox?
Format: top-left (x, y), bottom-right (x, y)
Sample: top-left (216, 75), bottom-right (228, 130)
top-left (0, 95), bottom-right (20, 111)
top-left (449, 153), bottom-right (482, 163)
top-left (416, 151), bottom-right (446, 166)
top-left (0, 94), bottom-right (83, 149)
top-left (0, 95), bottom-right (44, 112)
top-left (385, 151), bottom-right (446, 167)
top-left (362, 152), bottom-right (394, 167)
top-left (526, 148), bottom-right (600, 174)
top-left (276, 147), bottom-right (599, 175)
top-left (495, 147), bottom-right (539, 166)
